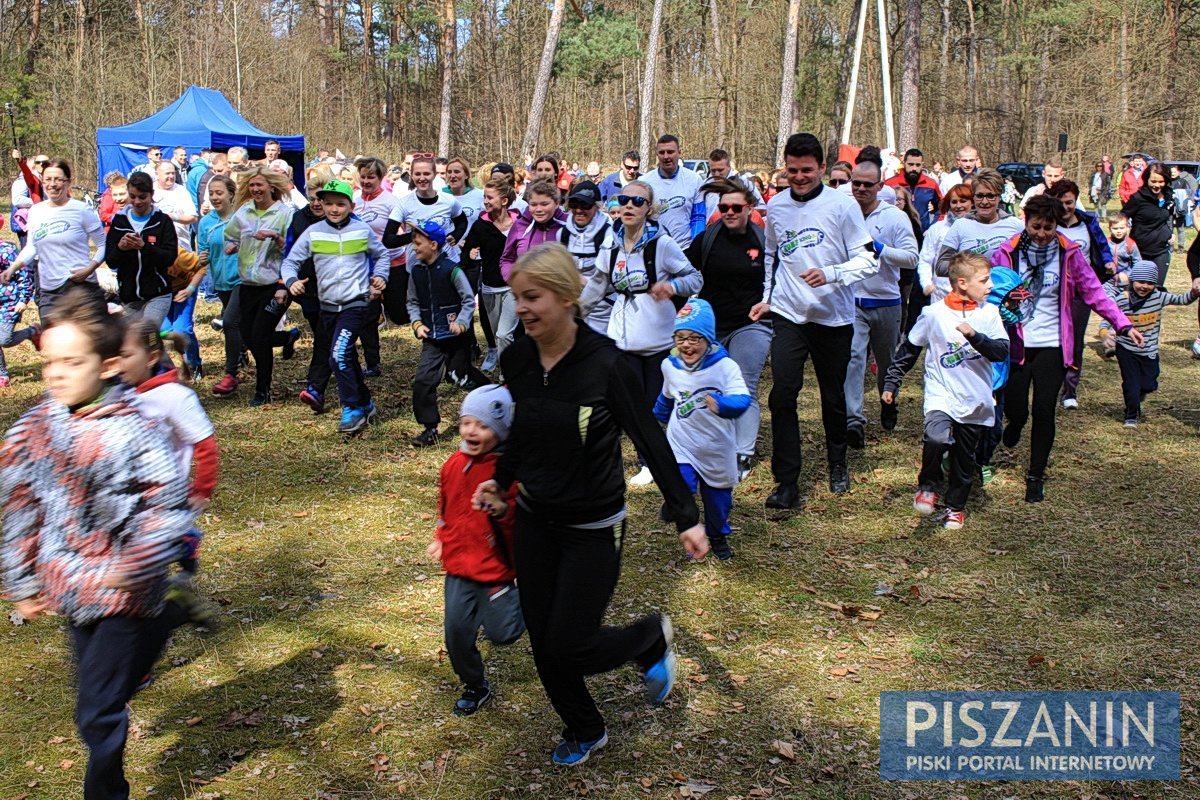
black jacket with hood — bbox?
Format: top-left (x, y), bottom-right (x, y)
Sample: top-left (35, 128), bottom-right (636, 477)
top-left (495, 319), bottom-right (700, 531)
top-left (105, 210), bottom-right (179, 303)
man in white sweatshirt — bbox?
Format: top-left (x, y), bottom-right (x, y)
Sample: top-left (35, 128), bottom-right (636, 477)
top-left (844, 159), bottom-right (919, 444)
top-left (749, 133), bottom-right (878, 508)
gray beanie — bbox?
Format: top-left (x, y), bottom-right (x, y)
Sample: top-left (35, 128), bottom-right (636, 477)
top-left (1128, 259), bottom-right (1160, 284)
top-left (460, 384), bottom-right (514, 441)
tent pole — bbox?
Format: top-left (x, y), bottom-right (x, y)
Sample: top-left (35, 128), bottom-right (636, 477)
top-left (877, 0), bottom-right (896, 153)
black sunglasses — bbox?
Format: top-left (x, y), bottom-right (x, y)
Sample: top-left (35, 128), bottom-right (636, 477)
top-left (828, 178), bottom-right (848, 187)
top-left (34, 160), bottom-right (49, 167)
top-left (567, 201), bottom-right (594, 210)
top-left (616, 195), bottom-right (649, 207)
top-left (718, 203), bottom-right (747, 214)
top-left (622, 163), bottom-right (639, 170)
top-left (851, 179), bottom-right (879, 189)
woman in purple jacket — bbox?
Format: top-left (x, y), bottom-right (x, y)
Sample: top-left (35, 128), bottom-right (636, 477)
top-left (499, 179), bottom-right (567, 283)
top-left (990, 195), bottom-right (1144, 503)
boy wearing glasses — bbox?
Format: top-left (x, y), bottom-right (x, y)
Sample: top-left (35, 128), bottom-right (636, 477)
top-left (654, 299), bottom-right (750, 560)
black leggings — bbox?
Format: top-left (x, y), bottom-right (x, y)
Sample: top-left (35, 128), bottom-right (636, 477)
top-left (217, 289), bottom-right (244, 377)
top-left (515, 508), bottom-right (663, 743)
top-left (1003, 346), bottom-right (1065, 479)
top-left (237, 283), bottom-right (291, 396)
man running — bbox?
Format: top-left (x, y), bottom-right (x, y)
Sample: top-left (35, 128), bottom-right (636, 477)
top-left (884, 148), bottom-right (942, 231)
top-left (640, 135), bottom-right (706, 249)
top-left (939, 145), bottom-right (981, 194)
top-left (598, 150), bottom-right (642, 201)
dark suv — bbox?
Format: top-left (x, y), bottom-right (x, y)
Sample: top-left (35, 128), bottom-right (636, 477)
top-left (997, 162), bottom-right (1045, 195)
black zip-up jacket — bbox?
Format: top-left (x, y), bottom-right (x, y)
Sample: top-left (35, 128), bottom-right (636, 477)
top-left (495, 320), bottom-right (700, 531)
top-left (461, 211), bottom-right (517, 290)
top-left (1121, 185), bottom-right (1172, 262)
top-left (105, 210), bottom-right (179, 303)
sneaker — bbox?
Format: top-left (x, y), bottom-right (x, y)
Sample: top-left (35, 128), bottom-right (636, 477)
top-left (1124, 418), bottom-right (1138, 428)
top-left (362, 400), bottom-right (378, 424)
top-left (481, 348), bottom-right (499, 372)
top-left (281, 328), bottom-right (301, 360)
top-left (1025, 475), bottom-right (1045, 503)
top-left (212, 374), bottom-right (239, 396)
top-left (552, 730), bottom-right (609, 766)
top-left (363, 365), bottom-right (383, 378)
top-left (913, 489), bottom-right (938, 515)
top-left (187, 363), bottom-right (204, 384)
top-left (28, 325), bottom-right (41, 351)
top-left (0, 376), bottom-right (10, 389)
top-left (943, 508), bottom-right (965, 530)
top-left (643, 615), bottom-right (676, 705)
top-left (880, 402), bottom-right (898, 432)
top-left (1102, 347), bottom-right (1116, 360)
top-left (828, 462), bottom-right (850, 494)
top-left (411, 426), bottom-right (439, 447)
top-left (134, 672), bottom-right (154, 693)
top-left (629, 466), bottom-right (654, 486)
top-left (1001, 423), bottom-right (1021, 448)
top-left (736, 454), bottom-right (754, 482)
top-left (1061, 397), bottom-right (1079, 410)
top-left (979, 464), bottom-right (997, 484)
top-left (338, 406), bottom-right (368, 434)
top-left (708, 535), bottom-right (734, 561)
top-left (210, 317), bottom-right (224, 332)
top-left (453, 681), bottom-right (493, 717)
top-left (846, 425), bottom-right (866, 449)
top-left (249, 391), bottom-right (271, 407)
top-left (765, 483), bottom-right (800, 509)
top-left (299, 387), bottom-right (326, 415)
top-left (165, 575), bottom-right (218, 632)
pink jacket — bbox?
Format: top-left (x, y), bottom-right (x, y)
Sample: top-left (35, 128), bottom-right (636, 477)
top-left (990, 232), bottom-right (1132, 369)
top-left (499, 207), bottom-right (568, 281)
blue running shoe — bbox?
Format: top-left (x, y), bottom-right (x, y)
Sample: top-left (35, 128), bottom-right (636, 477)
top-left (643, 615), bottom-right (676, 705)
top-left (338, 406), bottom-right (367, 434)
top-left (299, 386), bottom-right (326, 415)
top-left (552, 730), bottom-right (608, 766)
top-left (362, 399), bottom-right (378, 424)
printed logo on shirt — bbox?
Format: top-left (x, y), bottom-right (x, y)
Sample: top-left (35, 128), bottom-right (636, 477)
top-left (781, 228), bottom-right (826, 256)
top-left (966, 235), bottom-right (1010, 255)
top-left (357, 207), bottom-right (385, 223)
top-left (33, 220), bottom-right (71, 241)
top-left (612, 261), bottom-right (649, 293)
top-left (675, 387), bottom-right (720, 418)
top-left (655, 196), bottom-right (689, 215)
top-left (939, 342), bottom-right (982, 369)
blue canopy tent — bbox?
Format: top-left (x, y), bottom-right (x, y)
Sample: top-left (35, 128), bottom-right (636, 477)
top-left (95, 85), bottom-right (305, 191)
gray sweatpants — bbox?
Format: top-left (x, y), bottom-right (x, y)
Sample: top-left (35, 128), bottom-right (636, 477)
top-left (444, 574), bottom-right (525, 688)
top-left (721, 321), bottom-right (773, 458)
top-left (481, 290), bottom-right (519, 354)
top-left (0, 315), bottom-right (36, 378)
top-left (124, 293), bottom-right (172, 331)
top-left (845, 302), bottom-right (903, 430)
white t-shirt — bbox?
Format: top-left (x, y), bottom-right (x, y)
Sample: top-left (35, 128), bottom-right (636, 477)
top-left (17, 199), bottom-right (105, 290)
top-left (388, 192), bottom-right (463, 263)
top-left (446, 187), bottom-right (484, 240)
top-left (154, 184), bottom-right (198, 251)
top-left (640, 166), bottom-right (705, 248)
top-left (288, 186), bottom-right (308, 210)
top-left (908, 299), bottom-right (1008, 425)
top-left (938, 215), bottom-right (1024, 260)
top-left (762, 186), bottom-right (876, 327)
top-left (1058, 221), bottom-right (1091, 255)
top-left (661, 352), bottom-right (750, 488)
top-left (354, 190), bottom-right (404, 265)
top-left (1016, 244), bottom-right (1062, 348)
top-left (918, 217), bottom-right (953, 302)
top-left (135, 380), bottom-right (214, 479)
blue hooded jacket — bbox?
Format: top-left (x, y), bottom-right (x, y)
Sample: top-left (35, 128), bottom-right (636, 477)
top-left (986, 266), bottom-right (1023, 390)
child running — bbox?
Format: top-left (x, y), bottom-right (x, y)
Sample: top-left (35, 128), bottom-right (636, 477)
top-left (1100, 259), bottom-right (1200, 427)
top-left (883, 252), bottom-right (1010, 529)
top-left (0, 286), bottom-right (196, 799)
top-left (117, 319), bottom-right (220, 602)
top-left (0, 239), bottom-right (38, 387)
top-left (281, 179), bottom-right (388, 434)
top-left (426, 384), bottom-right (525, 716)
top-left (654, 299), bottom-right (750, 560)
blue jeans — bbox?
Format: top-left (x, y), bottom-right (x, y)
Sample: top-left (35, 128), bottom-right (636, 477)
top-left (160, 291), bottom-right (201, 369)
top-left (721, 321), bottom-right (772, 458)
top-left (679, 462), bottom-right (733, 541)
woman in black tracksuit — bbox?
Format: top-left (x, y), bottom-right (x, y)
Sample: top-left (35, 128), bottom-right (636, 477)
top-left (1122, 163), bottom-right (1173, 286)
top-left (473, 242), bottom-right (706, 767)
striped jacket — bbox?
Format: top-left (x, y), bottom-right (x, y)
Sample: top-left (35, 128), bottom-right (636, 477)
top-left (1100, 282), bottom-right (1198, 357)
top-left (0, 384), bottom-right (193, 625)
top-left (280, 217), bottom-right (388, 311)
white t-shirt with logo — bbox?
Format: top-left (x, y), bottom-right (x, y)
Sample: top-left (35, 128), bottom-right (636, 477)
top-left (939, 215), bottom-right (1024, 261)
top-left (907, 299), bottom-right (1008, 425)
top-left (445, 187), bottom-right (484, 240)
top-left (388, 192), bottom-right (463, 263)
top-left (1017, 246), bottom-right (1062, 348)
top-left (640, 166), bottom-right (705, 248)
top-left (762, 187), bottom-right (876, 327)
top-left (154, 184), bottom-right (198, 251)
top-left (18, 199), bottom-right (105, 290)
top-left (660, 353), bottom-right (750, 488)
top-left (354, 190), bottom-right (404, 265)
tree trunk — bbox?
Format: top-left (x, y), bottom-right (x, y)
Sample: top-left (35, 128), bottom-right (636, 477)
top-left (438, 0), bottom-right (455, 155)
top-left (361, 0), bottom-right (374, 89)
top-left (23, 0), bottom-right (41, 76)
top-left (829, 0), bottom-right (863, 153)
top-left (519, 0), bottom-right (565, 167)
top-left (898, 0), bottom-right (920, 150)
top-left (706, 0), bottom-right (727, 145)
top-left (1032, 29), bottom-right (1051, 154)
top-left (775, 0), bottom-right (801, 162)
top-left (638, 0), bottom-right (665, 163)
top-left (1118, 12), bottom-right (1129, 120)
top-left (964, 0), bottom-right (977, 139)
top-left (1163, 0), bottom-right (1182, 157)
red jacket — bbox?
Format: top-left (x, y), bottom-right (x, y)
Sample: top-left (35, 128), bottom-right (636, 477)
top-left (436, 449), bottom-right (517, 584)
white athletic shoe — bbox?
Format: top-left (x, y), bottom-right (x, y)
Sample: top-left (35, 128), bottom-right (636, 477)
top-left (629, 466), bottom-right (654, 486)
top-left (1061, 398), bottom-right (1079, 410)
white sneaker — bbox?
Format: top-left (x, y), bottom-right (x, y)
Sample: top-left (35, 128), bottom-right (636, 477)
top-left (1061, 398), bottom-right (1079, 410)
top-left (629, 466), bottom-right (654, 486)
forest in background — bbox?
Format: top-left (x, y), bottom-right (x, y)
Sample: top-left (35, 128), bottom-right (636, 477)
top-left (1, 0), bottom-right (1197, 183)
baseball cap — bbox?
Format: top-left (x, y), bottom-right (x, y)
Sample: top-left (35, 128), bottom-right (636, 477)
top-left (412, 219), bottom-right (448, 247)
top-left (492, 162), bottom-right (515, 177)
top-left (567, 181), bottom-right (600, 208)
top-left (317, 179), bottom-right (354, 202)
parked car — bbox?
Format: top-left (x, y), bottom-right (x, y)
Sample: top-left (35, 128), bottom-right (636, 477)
top-left (1164, 161), bottom-right (1200, 179)
top-left (683, 159), bottom-right (709, 178)
top-left (997, 162), bottom-right (1045, 195)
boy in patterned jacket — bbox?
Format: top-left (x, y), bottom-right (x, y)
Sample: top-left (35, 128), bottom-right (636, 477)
top-left (0, 287), bottom-right (196, 800)
top-left (0, 239), bottom-right (38, 387)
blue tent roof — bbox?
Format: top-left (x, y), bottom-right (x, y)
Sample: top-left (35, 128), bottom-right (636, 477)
top-left (95, 86), bottom-right (304, 190)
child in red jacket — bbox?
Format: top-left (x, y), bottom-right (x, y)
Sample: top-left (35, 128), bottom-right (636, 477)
top-left (426, 384), bottom-right (524, 716)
